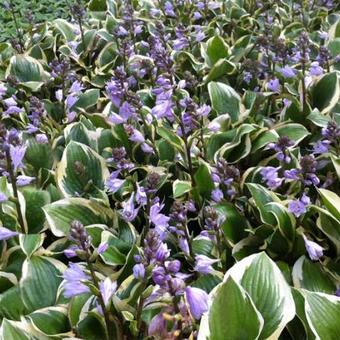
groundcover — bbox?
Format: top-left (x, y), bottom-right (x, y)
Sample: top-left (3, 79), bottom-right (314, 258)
top-left (0, 0), bottom-right (340, 339)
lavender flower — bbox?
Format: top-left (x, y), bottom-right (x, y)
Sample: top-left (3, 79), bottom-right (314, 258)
top-left (267, 78), bottom-right (280, 92)
top-left (0, 227), bottom-right (18, 240)
top-left (150, 202), bottom-right (170, 236)
top-left (99, 278), bottom-right (117, 306)
top-left (194, 255), bottom-right (219, 274)
top-left (185, 287), bottom-right (209, 319)
top-left (303, 235), bottom-right (324, 261)
top-left (280, 66), bottom-right (296, 78)
top-left (309, 61), bottom-right (323, 76)
top-left (10, 145), bottom-right (26, 171)
top-left (121, 193), bottom-right (139, 222)
top-left (0, 192), bottom-right (7, 202)
top-left (133, 263), bottom-right (145, 279)
top-left (16, 175), bottom-right (35, 186)
top-left (211, 188), bottom-right (223, 202)
top-left (288, 193), bottom-right (310, 217)
top-left (260, 167), bottom-right (282, 189)
top-left (97, 242), bottom-right (108, 254)
top-left (63, 263), bottom-right (90, 298)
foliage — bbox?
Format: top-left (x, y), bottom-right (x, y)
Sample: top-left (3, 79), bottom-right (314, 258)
top-left (0, 0), bottom-right (340, 339)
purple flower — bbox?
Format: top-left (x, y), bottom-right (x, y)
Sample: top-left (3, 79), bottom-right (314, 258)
top-left (148, 313), bottom-right (167, 337)
top-left (150, 202), bottom-right (170, 234)
top-left (211, 188), bottom-right (223, 202)
top-left (267, 78), bottom-right (280, 92)
top-left (133, 263), bottom-right (145, 279)
top-left (155, 242), bottom-right (170, 262)
top-left (106, 171), bottom-right (125, 193)
top-left (313, 140), bottom-right (330, 154)
top-left (35, 134), bottom-right (49, 144)
top-left (280, 66), bottom-right (296, 78)
top-left (185, 287), bottom-right (209, 319)
top-left (179, 237), bottom-right (190, 255)
top-left (119, 101), bottom-right (136, 121)
top-left (164, 1), bottom-right (176, 16)
top-left (165, 260), bottom-right (181, 273)
top-left (152, 266), bottom-right (168, 286)
top-left (129, 128), bottom-right (145, 143)
top-left (10, 145), bottom-right (26, 171)
top-left (99, 278), bottom-right (117, 306)
top-left (0, 192), bottom-right (8, 202)
top-left (309, 61), bottom-right (323, 76)
top-left (288, 194), bottom-right (310, 217)
top-left (63, 263), bottom-right (90, 298)
top-left (260, 167), bottom-right (282, 189)
top-left (284, 169), bottom-right (300, 180)
top-left (121, 193), bottom-right (139, 222)
top-left (194, 255), bottom-right (219, 274)
top-left (64, 245), bottom-right (78, 258)
top-left (197, 104), bottom-right (211, 117)
top-left (141, 142), bottom-right (154, 154)
top-left (303, 235), bottom-right (323, 261)
top-left (136, 184), bottom-right (147, 206)
top-left (16, 175), bottom-right (35, 187)
top-left (98, 242), bottom-right (108, 254)
top-left (151, 98), bottom-right (174, 120)
top-left (69, 80), bottom-right (84, 94)
top-left (0, 227), bottom-right (18, 241)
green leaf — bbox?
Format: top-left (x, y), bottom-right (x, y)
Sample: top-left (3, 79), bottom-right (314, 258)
top-left (204, 36), bottom-right (230, 66)
top-left (73, 89), bottom-right (100, 111)
top-left (56, 141), bottom-right (109, 198)
top-left (311, 205), bottom-right (340, 256)
top-left (275, 123), bottom-right (310, 145)
top-left (225, 252), bottom-right (295, 339)
top-left (194, 162), bottom-right (214, 199)
top-left (173, 180), bottom-right (192, 198)
top-left (19, 234), bottom-right (45, 258)
top-left (330, 154), bottom-right (340, 180)
top-left (214, 202), bottom-right (248, 244)
top-left (22, 188), bottom-right (50, 234)
top-left (27, 306), bottom-right (70, 336)
top-left (0, 286), bottom-right (27, 320)
top-left (54, 19), bottom-right (76, 41)
top-left (0, 319), bottom-right (32, 340)
top-left (246, 183), bottom-right (281, 225)
top-left (317, 188), bottom-right (340, 221)
top-left (204, 59), bottom-right (236, 83)
top-left (157, 126), bottom-right (185, 153)
top-left (6, 55), bottom-right (48, 84)
top-left (311, 72), bottom-right (340, 114)
top-left (292, 256), bottom-right (336, 294)
top-left (20, 256), bottom-right (65, 313)
top-left (24, 137), bottom-right (53, 173)
top-left (304, 290), bottom-right (340, 340)
top-left (208, 81), bottom-right (242, 122)
top-left (208, 277), bottom-right (263, 340)
top-left (43, 197), bottom-right (114, 237)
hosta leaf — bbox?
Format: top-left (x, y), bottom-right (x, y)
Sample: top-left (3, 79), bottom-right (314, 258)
top-left (246, 183), bottom-right (281, 225)
top-left (194, 162), bottom-right (215, 199)
top-left (19, 234), bottom-right (45, 258)
top-left (317, 188), bottom-right (340, 221)
top-left (208, 277), bottom-right (264, 340)
top-left (73, 89), bottom-right (100, 111)
top-left (208, 81), bottom-right (242, 122)
top-left (0, 319), bottom-right (32, 340)
top-left (275, 123), bottom-right (310, 145)
top-left (311, 72), bottom-right (340, 114)
top-left (204, 36), bottom-right (230, 67)
top-left (0, 286), bottom-right (27, 320)
top-left (53, 19), bottom-right (76, 41)
top-left (56, 141), bottom-right (109, 198)
top-left (43, 197), bottom-right (114, 237)
top-left (292, 256), bottom-right (336, 294)
top-left (214, 202), bottom-right (248, 244)
top-left (224, 252), bottom-right (295, 339)
top-left (304, 290), bottom-right (340, 340)
top-left (6, 55), bottom-right (48, 84)
top-left (20, 256), bottom-right (65, 313)
top-left (27, 306), bottom-right (70, 336)
top-left (173, 180), bottom-right (192, 198)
